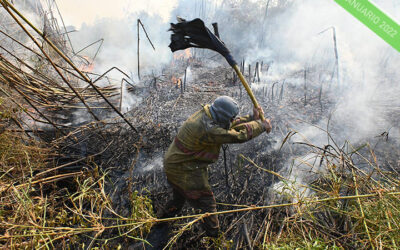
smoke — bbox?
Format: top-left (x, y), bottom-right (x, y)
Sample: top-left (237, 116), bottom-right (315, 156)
top-left (56, 0), bottom-right (178, 28)
top-left (269, 153), bottom-right (325, 204)
top-left (272, 0), bottom-right (400, 143)
top-left (51, 1), bottom-right (179, 120)
top-left (120, 81), bottom-right (143, 113)
top-left (54, 0), bottom-right (398, 147)
top-left (5, 0), bottom-right (398, 188)
top-left (65, 13), bottom-right (172, 79)
top-left (140, 154), bottom-right (164, 172)
top-left (185, 66), bottom-right (194, 84)
top-left (207, 0), bottom-right (400, 202)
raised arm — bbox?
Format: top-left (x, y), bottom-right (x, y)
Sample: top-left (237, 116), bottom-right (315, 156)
top-left (206, 120), bottom-right (266, 144)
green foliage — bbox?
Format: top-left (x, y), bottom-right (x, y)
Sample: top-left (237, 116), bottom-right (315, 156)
top-left (130, 190), bottom-right (155, 234)
top-left (264, 239), bottom-right (343, 249)
top-left (201, 233), bottom-right (233, 249)
top-left (0, 97), bottom-right (11, 119)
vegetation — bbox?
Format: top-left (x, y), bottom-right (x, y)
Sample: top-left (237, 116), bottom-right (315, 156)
top-left (0, 102), bottom-right (155, 248)
top-left (161, 132), bottom-right (400, 249)
top-left (0, 0), bottom-right (398, 249)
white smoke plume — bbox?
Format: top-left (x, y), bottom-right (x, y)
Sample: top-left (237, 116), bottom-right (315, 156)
top-left (55, 0), bottom-right (399, 165)
top-left (5, 1), bottom-right (398, 181)
top-left (257, 0), bottom-right (400, 202)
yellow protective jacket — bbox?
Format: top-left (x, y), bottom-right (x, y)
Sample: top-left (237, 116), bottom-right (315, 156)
top-left (164, 104), bottom-right (265, 193)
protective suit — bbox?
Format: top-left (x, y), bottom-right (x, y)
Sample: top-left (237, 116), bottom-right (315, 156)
top-left (163, 103), bottom-right (266, 236)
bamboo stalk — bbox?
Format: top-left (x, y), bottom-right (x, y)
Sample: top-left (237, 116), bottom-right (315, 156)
top-left (7, 82), bottom-right (68, 136)
top-left (304, 68), bottom-right (307, 106)
top-left (0, 30), bottom-right (85, 86)
top-left (332, 27), bottom-right (340, 85)
top-left (255, 62), bottom-right (260, 82)
top-left (5, 190), bottom-right (399, 233)
top-left (180, 78), bottom-right (183, 94)
top-left (222, 145), bottom-right (229, 187)
top-left (248, 64), bottom-right (251, 83)
top-left (0, 37), bottom-right (68, 92)
top-left (1, 2), bottom-right (100, 122)
top-left (260, 0), bottom-right (271, 47)
top-left (352, 168), bottom-right (374, 248)
top-left (2, 0), bottom-right (138, 132)
top-left (0, 70), bottom-right (68, 133)
top-left (137, 19), bottom-right (141, 81)
top-left (53, 0), bottom-right (74, 54)
top-left (75, 192), bottom-right (400, 228)
top-left (119, 79), bottom-right (124, 112)
top-left (3, 189), bottom-right (399, 248)
top-left (318, 27), bottom-right (340, 85)
top-left (0, 85), bottom-right (53, 125)
top-left (243, 222), bottom-right (253, 250)
top-left (138, 19), bottom-right (155, 51)
top-left (271, 81), bottom-right (278, 102)
top-left (18, 172), bottom-right (83, 187)
top-left (384, 210), bottom-right (397, 248)
top-left (279, 81), bottom-right (285, 101)
top-left (183, 67), bottom-right (187, 91)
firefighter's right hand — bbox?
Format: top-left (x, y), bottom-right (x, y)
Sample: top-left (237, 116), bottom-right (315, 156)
top-left (262, 119), bottom-right (272, 133)
top-left (253, 106), bottom-right (264, 120)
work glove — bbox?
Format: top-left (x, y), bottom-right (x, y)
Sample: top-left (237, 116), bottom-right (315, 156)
top-left (253, 106), bottom-right (272, 133)
top-left (252, 106), bottom-right (264, 120)
top-left (262, 119), bottom-right (272, 133)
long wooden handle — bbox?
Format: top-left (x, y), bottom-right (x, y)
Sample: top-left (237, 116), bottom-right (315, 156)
top-left (232, 64), bottom-right (265, 121)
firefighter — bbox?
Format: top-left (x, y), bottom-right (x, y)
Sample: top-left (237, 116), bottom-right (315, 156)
top-left (162, 96), bottom-right (272, 237)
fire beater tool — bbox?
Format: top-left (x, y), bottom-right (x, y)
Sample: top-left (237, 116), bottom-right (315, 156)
top-left (168, 17), bottom-right (265, 121)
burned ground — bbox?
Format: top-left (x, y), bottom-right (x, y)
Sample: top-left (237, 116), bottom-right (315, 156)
top-left (49, 59), bottom-right (382, 249)
top-left (1, 1), bottom-right (400, 249)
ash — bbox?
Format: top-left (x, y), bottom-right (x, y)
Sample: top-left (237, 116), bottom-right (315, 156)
top-left (55, 57), bottom-right (399, 248)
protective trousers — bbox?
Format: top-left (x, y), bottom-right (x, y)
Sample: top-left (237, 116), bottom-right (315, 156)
top-left (164, 183), bottom-right (219, 237)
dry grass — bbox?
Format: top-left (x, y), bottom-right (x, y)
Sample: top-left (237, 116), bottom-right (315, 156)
top-left (158, 130), bottom-right (400, 249)
top-left (0, 128), bottom-right (156, 248)
top-left (1, 1), bottom-right (399, 249)
top-left (0, 95), bottom-right (154, 248)
top-left (242, 135), bottom-right (400, 249)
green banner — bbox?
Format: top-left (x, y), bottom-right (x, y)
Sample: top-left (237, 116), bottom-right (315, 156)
top-left (335, 0), bottom-right (400, 52)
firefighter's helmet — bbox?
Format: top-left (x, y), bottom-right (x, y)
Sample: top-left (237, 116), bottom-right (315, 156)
top-left (209, 96), bottom-right (239, 129)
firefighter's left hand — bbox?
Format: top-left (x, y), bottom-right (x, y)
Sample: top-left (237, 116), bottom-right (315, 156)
top-left (253, 106), bottom-right (264, 120)
top-left (262, 119), bottom-right (272, 133)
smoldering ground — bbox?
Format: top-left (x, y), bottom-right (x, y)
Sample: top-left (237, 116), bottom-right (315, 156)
top-left (1, 0), bottom-right (399, 248)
